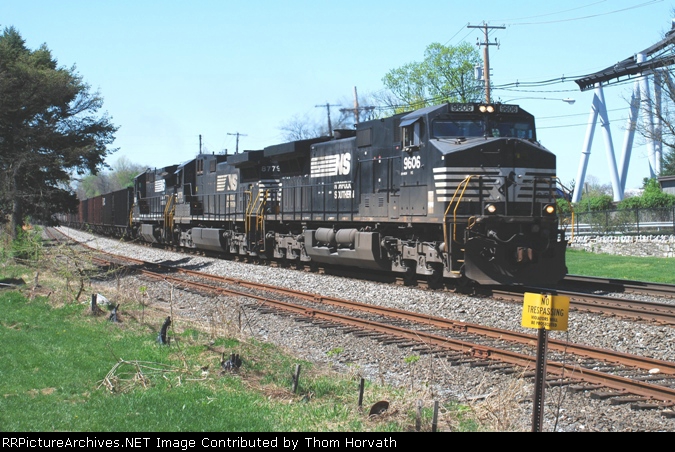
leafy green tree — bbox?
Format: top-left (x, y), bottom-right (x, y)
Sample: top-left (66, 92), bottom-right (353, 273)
top-left (380, 42), bottom-right (483, 113)
top-left (75, 156), bottom-right (145, 199)
top-left (0, 27), bottom-right (117, 237)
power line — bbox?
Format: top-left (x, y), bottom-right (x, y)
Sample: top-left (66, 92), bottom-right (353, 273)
top-left (488, 1), bottom-right (609, 23)
top-left (502, 0), bottom-right (663, 26)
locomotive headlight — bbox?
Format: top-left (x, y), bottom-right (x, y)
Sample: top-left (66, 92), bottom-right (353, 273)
top-left (485, 203), bottom-right (498, 214)
top-left (543, 203), bottom-right (556, 215)
top-left (479, 104), bottom-right (495, 113)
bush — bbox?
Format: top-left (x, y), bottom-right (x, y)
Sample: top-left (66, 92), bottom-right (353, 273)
top-left (9, 226), bottom-right (43, 265)
top-left (617, 178), bottom-right (675, 209)
top-left (575, 194), bottom-right (614, 212)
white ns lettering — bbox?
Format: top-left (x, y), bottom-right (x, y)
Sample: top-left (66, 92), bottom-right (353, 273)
top-left (338, 153), bottom-right (351, 176)
top-left (227, 174), bottom-right (238, 191)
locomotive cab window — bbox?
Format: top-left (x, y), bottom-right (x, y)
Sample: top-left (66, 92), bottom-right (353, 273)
top-left (432, 119), bottom-right (484, 138)
top-left (487, 120), bottom-right (535, 139)
top-left (401, 120), bottom-right (422, 151)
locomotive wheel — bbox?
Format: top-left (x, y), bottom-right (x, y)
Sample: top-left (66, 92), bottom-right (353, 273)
top-left (402, 264), bottom-right (417, 287)
top-left (426, 264), bottom-right (444, 290)
top-left (449, 277), bottom-right (475, 295)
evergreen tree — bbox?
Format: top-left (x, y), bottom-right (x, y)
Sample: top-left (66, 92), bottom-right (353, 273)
top-left (0, 27), bottom-right (117, 237)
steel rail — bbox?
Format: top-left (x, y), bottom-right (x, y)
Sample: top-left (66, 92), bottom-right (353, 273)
top-left (142, 267), bottom-right (675, 404)
top-left (494, 288), bottom-right (675, 326)
top-left (562, 274), bottom-right (675, 298)
top-left (89, 251), bottom-right (675, 377)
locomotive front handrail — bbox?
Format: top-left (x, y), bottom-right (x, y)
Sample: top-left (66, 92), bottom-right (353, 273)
top-left (256, 190), bottom-right (268, 233)
top-left (244, 190), bottom-right (254, 234)
top-left (163, 194), bottom-right (176, 241)
top-left (443, 175), bottom-right (477, 251)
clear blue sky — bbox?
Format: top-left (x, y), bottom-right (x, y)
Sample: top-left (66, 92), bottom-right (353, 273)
top-left (1, 0), bottom-right (673, 191)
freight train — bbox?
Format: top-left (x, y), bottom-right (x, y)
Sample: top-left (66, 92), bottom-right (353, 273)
top-left (61, 102), bottom-right (569, 286)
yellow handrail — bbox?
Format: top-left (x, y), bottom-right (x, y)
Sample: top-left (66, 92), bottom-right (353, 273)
top-left (442, 175), bottom-right (476, 253)
top-left (256, 190), bottom-right (268, 232)
top-left (245, 189), bottom-right (266, 235)
top-left (244, 190), bottom-right (253, 234)
top-left (163, 194), bottom-right (176, 237)
top-left (129, 204), bottom-right (135, 228)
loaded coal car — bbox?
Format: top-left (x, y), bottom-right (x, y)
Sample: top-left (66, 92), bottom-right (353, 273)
top-left (108, 187), bottom-right (134, 237)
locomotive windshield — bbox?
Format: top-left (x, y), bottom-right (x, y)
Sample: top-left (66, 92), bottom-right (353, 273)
top-left (432, 117), bottom-right (535, 140)
top-left (432, 119), bottom-right (484, 138)
top-left (487, 120), bottom-right (535, 139)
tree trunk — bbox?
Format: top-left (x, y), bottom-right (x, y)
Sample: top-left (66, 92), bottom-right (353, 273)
top-left (10, 169), bottom-right (23, 239)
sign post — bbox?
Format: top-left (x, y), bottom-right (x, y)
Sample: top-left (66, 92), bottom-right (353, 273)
top-left (521, 293), bottom-right (570, 432)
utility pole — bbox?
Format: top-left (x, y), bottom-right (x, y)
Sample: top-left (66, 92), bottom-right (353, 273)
top-left (468, 22), bottom-right (504, 103)
top-left (315, 102), bottom-right (341, 136)
top-left (339, 86), bottom-right (375, 125)
top-left (227, 132), bottom-right (247, 154)
top-left (353, 87), bottom-right (360, 124)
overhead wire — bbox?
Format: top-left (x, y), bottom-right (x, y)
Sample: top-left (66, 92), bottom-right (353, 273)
top-left (487, 1), bottom-right (608, 22)
top-left (496, 0), bottom-right (663, 26)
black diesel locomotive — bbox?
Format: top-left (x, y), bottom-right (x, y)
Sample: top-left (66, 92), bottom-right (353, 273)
top-left (67, 102), bottom-right (569, 286)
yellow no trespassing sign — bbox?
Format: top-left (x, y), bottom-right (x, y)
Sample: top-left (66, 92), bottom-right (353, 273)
top-left (521, 293), bottom-right (570, 332)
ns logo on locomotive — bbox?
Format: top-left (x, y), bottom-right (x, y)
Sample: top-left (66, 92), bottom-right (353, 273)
top-left (63, 102), bottom-right (569, 286)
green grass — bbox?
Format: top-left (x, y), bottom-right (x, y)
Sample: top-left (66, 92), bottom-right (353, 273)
top-left (0, 290), bottom-right (403, 432)
top-left (0, 284), bottom-right (476, 432)
top-left (2, 232), bottom-right (485, 432)
top-left (566, 248), bottom-right (675, 284)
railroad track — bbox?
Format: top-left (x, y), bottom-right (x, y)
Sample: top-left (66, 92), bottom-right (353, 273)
top-left (493, 286), bottom-right (675, 326)
top-left (45, 227), bottom-right (675, 415)
top-left (558, 275), bottom-right (675, 298)
top-left (105, 254), bottom-right (675, 413)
